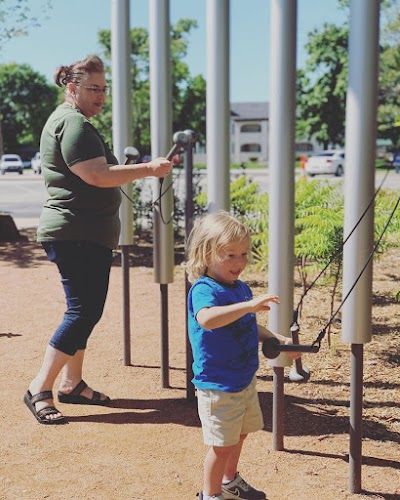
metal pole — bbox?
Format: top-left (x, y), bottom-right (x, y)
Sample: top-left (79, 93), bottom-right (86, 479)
top-left (160, 284), bottom-right (169, 387)
top-left (111, 0), bottom-right (132, 366)
top-left (268, 0), bottom-right (297, 450)
top-left (184, 130), bottom-right (196, 401)
top-left (342, 1), bottom-right (379, 492)
top-left (349, 344), bottom-right (363, 493)
top-left (206, 0), bottom-right (230, 212)
top-left (121, 249), bottom-right (131, 364)
top-left (342, 0), bottom-right (379, 345)
top-left (149, 0), bottom-right (174, 388)
top-left (272, 367), bottom-right (284, 450)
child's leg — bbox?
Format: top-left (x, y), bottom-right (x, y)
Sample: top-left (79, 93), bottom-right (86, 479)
top-left (203, 444), bottom-right (237, 496)
top-left (223, 434), bottom-right (247, 481)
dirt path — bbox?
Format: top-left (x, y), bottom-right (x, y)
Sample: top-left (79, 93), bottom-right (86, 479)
top-left (0, 230), bottom-right (399, 500)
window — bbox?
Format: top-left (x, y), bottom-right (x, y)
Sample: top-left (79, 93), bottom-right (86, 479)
top-left (295, 142), bottom-right (313, 152)
top-left (241, 144), bottom-right (261, 152)
top-left (241, 124), bottom-right (261, 133)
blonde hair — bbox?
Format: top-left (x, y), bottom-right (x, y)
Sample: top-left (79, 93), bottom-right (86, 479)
top-left (186, 211), bottom-right (250, 283)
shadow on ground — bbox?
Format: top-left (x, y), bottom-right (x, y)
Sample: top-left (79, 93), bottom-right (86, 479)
top-left (0, 228), bottom-right (186, 269)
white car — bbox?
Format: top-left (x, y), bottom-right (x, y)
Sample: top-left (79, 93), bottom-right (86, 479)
top-left (0, 154), bottom-right (24, 175)
top-left (305, 149), bottom-right (345, 177)
top-left (31, 152), bottom-right (41, 174)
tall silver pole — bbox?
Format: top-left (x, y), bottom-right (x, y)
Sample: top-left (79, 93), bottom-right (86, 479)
top-left (184, 134), bottom-right (196, 401)
top-left (342, 0), bottom-right (380, 493)
top-left (206, 0), bottom-right (230, 212)
top-left (111, 0), bottom-right (133, 366)
top-left (268, 0), bottom-right (297, 451)
top-left (149, 0), bottom-right (174, 388)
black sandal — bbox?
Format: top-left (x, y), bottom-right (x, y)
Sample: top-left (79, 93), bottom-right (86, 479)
top-left (24, 390), bottom-right (67, 425)
top-left (58, 380), bottom-right (110, 406)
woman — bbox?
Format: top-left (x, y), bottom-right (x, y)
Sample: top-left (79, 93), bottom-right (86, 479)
top-left (24, 55), bottom-right (172, 424)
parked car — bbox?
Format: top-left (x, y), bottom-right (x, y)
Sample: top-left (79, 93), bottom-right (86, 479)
top-left (305, 149), bottom-right (345, 177)
top-left (0, 154), bottom-right (24, 175)
top-left (392, 152), bottom-right (400, 174)
top-left (31, 152), bottom-right (41, 174)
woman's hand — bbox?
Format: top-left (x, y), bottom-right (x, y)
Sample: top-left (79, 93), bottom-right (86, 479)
top-left (147, 157), bottom-right (173, 178)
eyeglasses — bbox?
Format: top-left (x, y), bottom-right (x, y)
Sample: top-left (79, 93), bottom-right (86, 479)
top-left (77, 85), bottom-right (110, 96)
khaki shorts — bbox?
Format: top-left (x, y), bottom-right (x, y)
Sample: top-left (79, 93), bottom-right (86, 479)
top-left (197, 377), bottom-right (264, 447)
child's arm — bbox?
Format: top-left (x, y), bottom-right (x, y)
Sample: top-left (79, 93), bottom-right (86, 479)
top-left (257, 324), bottom-right (302, 360)
top-left (196, 294), bottom-right (279, 330)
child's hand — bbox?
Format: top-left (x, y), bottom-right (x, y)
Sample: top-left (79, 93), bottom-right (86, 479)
top-left (250, 294), bottom-right (280, 313)
top-left (262, 329), bottom-right (303, 360)
top-left (281, 337), bottom-right (302, 360)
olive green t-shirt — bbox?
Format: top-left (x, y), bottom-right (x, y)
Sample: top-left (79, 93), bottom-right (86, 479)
top-left (37, 103), bottom-right (121, 249)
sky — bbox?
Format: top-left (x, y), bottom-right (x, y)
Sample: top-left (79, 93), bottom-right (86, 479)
top-left (1, 0), bottom-right (348, 102)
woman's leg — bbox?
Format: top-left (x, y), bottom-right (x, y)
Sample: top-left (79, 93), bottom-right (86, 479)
top-left (47, 241), bottom-right (112, 356)
top-left (59, 349), bottom-right (109, 401)
top-left (27, 241), bottom-right (112, 419)
top-left (28, 345), bottom-right (71, 421)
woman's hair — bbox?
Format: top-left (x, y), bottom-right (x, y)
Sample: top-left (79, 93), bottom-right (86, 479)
top-left (185, 211), bottom-right (250, 283)
top-left (54, 55), bottom-right (105, 87)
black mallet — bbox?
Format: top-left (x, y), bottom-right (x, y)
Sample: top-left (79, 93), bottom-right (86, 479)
top-left (124, 146), bottom-right (140, 164)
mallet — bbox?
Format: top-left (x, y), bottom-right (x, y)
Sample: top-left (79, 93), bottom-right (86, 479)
top-left (124, 146), bottom-right (140, 164)
top-left (262, 336), bottom-right (320, 359)
top-left (165, 131), bottom-right (191, 161)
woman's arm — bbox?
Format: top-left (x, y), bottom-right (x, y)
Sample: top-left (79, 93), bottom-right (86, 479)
top-left (70, 156), bottom-right (172, 188)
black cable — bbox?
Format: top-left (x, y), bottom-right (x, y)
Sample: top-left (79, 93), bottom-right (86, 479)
top-left (119, 169), bottom-right (181, 226)
top-left (154, 181), bottom-right (175, 225)
top-left (311, 195), bottom-right (399, 349)
top-left (154, 168), bottom-right (183, 225)
top-left (293, 168), bottom-right (390, 321)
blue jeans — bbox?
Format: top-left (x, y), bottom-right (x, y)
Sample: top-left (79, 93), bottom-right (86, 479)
top-left (42, 241), bottom-right (113, 355)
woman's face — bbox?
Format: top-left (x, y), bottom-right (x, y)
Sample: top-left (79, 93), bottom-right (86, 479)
top-left (69, 72), bottom-right (108, 118)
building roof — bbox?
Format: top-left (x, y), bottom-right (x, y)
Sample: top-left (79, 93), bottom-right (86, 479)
top-left (230, 102), bottom-right (269, 121)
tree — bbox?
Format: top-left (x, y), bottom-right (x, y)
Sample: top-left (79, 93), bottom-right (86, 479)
top-left (0, 0), bottom-right (52, 154)
top-left (297, 1), bottom-right (400, 151)
top-left (0, 0), bottom-right (50, 47)
top-left (296, 23), bottom-right (349, 149)
top-left (93, 19), bottom-right (206, 155)
top-left (377, 7), bottom-right (400, 148)
top-left (0, 64), bottom-right (58, 151)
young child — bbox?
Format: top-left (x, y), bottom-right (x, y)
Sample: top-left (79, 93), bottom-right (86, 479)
top-left (186, 211), bottom-right (300, 500)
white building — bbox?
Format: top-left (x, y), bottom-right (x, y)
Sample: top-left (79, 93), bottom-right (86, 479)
top-left (194, 101), bottom-right (320, 165)
top-left (230, 102), bottom-right (269, 164)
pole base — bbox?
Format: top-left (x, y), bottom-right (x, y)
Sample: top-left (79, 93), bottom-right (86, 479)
top-left (289, 364), bottom-right (311, 382)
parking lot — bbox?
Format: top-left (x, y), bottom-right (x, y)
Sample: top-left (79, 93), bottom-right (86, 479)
top-left (0, 167), bottom-right (399, 230)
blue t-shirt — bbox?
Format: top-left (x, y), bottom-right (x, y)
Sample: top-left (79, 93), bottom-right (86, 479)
top-left (188, 276), bottom-right (259, 392)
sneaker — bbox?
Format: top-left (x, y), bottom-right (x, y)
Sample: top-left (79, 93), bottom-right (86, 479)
top-left (197, 493), bottom-right (224, 500)
top-left (221, 472), bottom-right (266, 499)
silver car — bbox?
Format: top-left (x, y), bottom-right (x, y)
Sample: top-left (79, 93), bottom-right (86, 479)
top-left (0, 154), bottom-right (24, 175)
top-left (31, 152), bottom-right (41, 174)
top-left (305, 149), bottom-right (345, 177)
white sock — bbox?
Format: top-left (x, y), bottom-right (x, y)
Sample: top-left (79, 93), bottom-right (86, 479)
top-left (202, 494), bottom-right (223, 500)
top-left (223, 472), bottom-right (237, 485)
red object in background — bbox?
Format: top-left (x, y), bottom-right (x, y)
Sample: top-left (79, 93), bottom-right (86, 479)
top-left (172, 154), bottom-right (181, 164)
top-left (300, 154), bottom-right (307, 171)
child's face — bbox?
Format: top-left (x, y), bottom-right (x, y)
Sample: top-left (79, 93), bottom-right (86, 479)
top-left (207, 238), bottom-right (250, 284)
